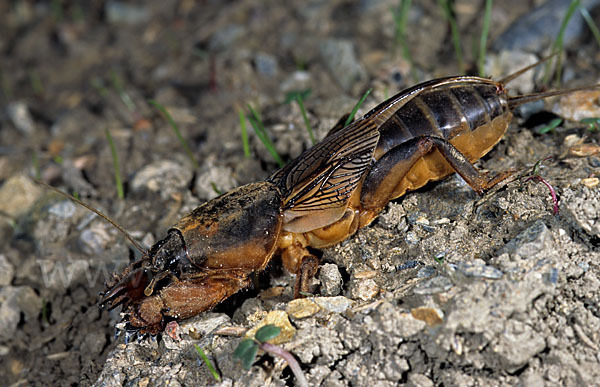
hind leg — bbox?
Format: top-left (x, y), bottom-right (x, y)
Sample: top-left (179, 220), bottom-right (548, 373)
top-left (359, 135), bottom-right (513, 225)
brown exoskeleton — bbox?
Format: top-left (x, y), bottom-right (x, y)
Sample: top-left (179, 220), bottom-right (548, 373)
top-left (99, 58), bottom-right (596, 335)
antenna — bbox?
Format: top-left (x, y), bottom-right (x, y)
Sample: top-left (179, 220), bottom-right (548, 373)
top-left (33, 178), bottom-right (146, 254)
top-left (508, 84), bottom-right (600, 109)
top-left (498, 52), bottom-right (559, 85)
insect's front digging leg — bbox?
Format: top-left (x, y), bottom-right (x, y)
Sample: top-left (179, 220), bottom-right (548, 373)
top-left (127, 270), bottom-right (253, 334)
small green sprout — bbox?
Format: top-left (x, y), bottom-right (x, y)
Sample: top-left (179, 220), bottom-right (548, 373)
top-left (105, 128), bottom-right (124, 200)
top-left (210, 182), bottom-right (222, 195)
top-left (580, 117), bottom-right (600, 132)
top-left (246, 105), bottom-right (285, 167)
top-left (433, 251), bottom-right (445, 265)
top-left (285, 90), bottom-right (316, 144)
top-left (91, 77), bottom-right (110, 97)
top-left (149, 100), bottom-right (200, 170)
top-left (345, 88), bottom-right (372, 127)
top-left (194, 344), bottom-right (221, 382)
top-left (537, 118), bottom-right (563, 134)
top-left (233, 324), bottom-right (308, 387)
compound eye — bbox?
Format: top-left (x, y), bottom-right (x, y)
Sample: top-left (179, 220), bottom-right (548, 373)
top-left (152, 255), bottom-right (165, 270)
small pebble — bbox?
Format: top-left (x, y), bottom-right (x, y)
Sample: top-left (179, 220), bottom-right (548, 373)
top-left (553, 90), bottom-right (600, 122)
top-left (411, 307), bottom-right (444, 326)
top-left (319, 263), bottom-right (343, 296)
top-left (105, 1), bottom-right (150, 24)
top-left (413, 276), bottom-right (453, 295)
top-left (416, 265), bottom-right (436, 278)
top-left (319, 38), bottom-right (366, 92)
top-left (398, 260), bottom-right (422, 271)
top-left (0, 175), bottom-right (43, 218)
top-left (349, 278), bottom-right (379, 301)
top-left (245, 310), bottom-right (295, 345)
top-left (405, 231), bottom-right (419, 245)
top-left (194, 163), bottom-right (237, 201)
top-left (7, 101), bottom-right (35, 134)
top-left (254, 52), bottom-right (278, 77)
top-left (455, 259), bottom-right (503, 280)
top-left (313, 296), bottom-right (354, 313)
top-left (353, 270), bottom-right (377, 279)
top-left (406, 373), bottom-right (434, 387)
top-left (131, 160), bottom-right (193, 200)
top-left (581, 177), bottom-right (599, 188)
top-left (286, 298), bottom-right (320, 319)
top-left (546, 268), bottom-right (559, 285)
top-left (0, 254), bottom-right (15, 286)
top-left (48, 200), bottom-right (76, 218)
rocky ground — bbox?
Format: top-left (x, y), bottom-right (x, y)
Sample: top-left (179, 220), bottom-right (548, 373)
top-left (1, 0), bottom-right (599, 386)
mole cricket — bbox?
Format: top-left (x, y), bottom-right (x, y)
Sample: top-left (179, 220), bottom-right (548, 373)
top-left (41, 55), bottom-right (597, 335)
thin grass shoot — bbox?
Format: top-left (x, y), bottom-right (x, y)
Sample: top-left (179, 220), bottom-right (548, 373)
top-left (478, 0), bottom-right (493, 77)
top-left (194, 344), bottom-right (221, 382)
top-left (238, 107), bottom-right (251, 158)
top-left (438, 0), bottom-right (465, 74)
top-left (393, 0), bottom-right (419, 83)
top-left (149, 100), bottom-right (200, 170)
top-left (105, 128), bottom-right (124, 200)
top-left (247, 104), bottom-right (285, 167)
top-left (345, 88), bottom-right (372, 127)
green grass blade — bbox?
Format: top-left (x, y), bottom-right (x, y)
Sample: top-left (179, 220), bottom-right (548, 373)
top-left (544, 0), bottom-right (580, 85)
top-left (438, 0), bottom-right (465, 74)
top-left (91, 77), bottom-right (110, 97)
top-left (238, 107), bottom-right (251, 158)
top-left (32, 150), bottom-right (41, 180)
top-left (478, 0), bottom-right (493, 77)
top-left (394, 0), bottom-right (419, 83)
top-left (247, 104), bottom-right (284, 167)
top-left (579, 7), bottom-right (600, 49)
top-left (284, 90), bottom-right (315, 144)
top-left (345, 88), bottom-right (372, 127)
top-left (105, 128), bottom-right (124, 200)
top-left (0, 68), bottom-right (14, 100)
top-left (295, 95), bottom-right (316, 145)
top-left (29, 70), bottom-right (44, 96)
top-left (41, 297), bottom-right (49, 325)
top-left (210, 182), bottom-right (222, 195)
top-left (580, 117), bottom-right (600, 132)
top-left (110, 70), bottom-right (136, 112)
top-left (149, 100), bottom-right (200, 170)
top-left (194, 344), bottom-right (221, 382)
top-left (537, 118), bottom-right (563, 134)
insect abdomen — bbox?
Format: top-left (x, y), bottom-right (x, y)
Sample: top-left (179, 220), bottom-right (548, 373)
top-left (375, 83), bottom-right (511, 161)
